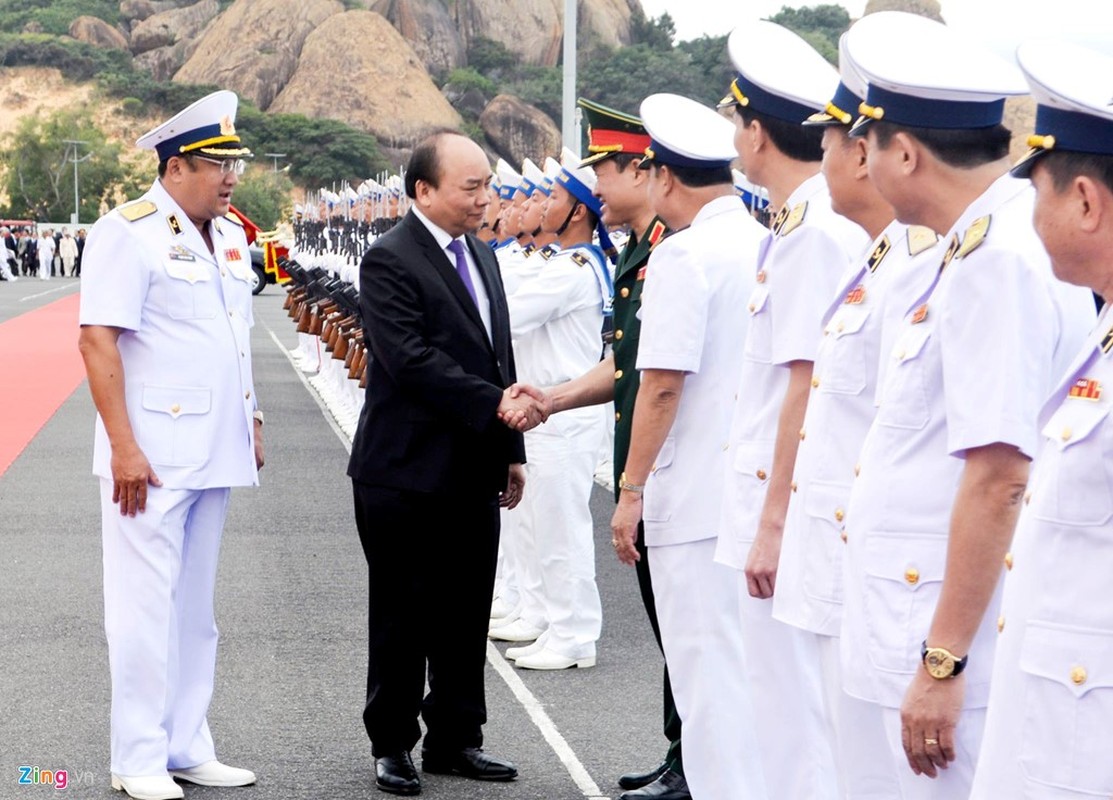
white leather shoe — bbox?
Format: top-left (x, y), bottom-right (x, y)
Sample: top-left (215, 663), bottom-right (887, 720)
top-left (514, 647), bottom-right (595, 670)
top-left (490, 596), bottom-right (515, 620)
top-left (505, 635), bottom-right (549, 661)
top-left (487, 619), bottom-right (544, 642)
top-left (168, 760), bottom-right (256, 787)
top-left (111, 774), bottom-right (184, 800)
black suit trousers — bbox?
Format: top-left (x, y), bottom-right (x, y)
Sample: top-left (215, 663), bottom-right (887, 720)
top-left (353, 480), bottom-right (500, 757)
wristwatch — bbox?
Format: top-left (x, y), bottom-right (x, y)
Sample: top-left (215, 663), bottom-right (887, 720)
top-left (252, 410), bottom-right (265, 426)
top-left (618, 472), bottom-right (645, 494)
top-left (921, 641), bottom-right (968, 679)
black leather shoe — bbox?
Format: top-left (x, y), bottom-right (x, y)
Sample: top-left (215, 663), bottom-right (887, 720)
top-left (375, 752), bottom-right (420, 796)
top-left (421, 747), bottom-right (518, 781)
top-left (618, 769), bottom-right (691, 800)
top-left (618, 761), bottom-right (669, 790)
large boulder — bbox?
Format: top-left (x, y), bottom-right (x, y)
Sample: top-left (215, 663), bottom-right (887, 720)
top-left (173, 0), bottom-right (343, 111)
top-left (269, 10), bottom-right (462, 146)
top-left (130, 0), bottom-right (220, 54)
top-left (479, 94), bottom-right (560, 164)
top-left (69, 16), bottom-right (130, 50)
top-left (368, 0), bottom-right (465, 77)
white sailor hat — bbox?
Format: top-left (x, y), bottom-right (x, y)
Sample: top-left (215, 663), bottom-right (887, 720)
top-left (805, 33), bottom-right (868, 127)
top-left (555, 147), bottom-right (602, 216)
top-left (136, 89), bottom-right (252, 162)
top-left (723, 21), bottom-right (839, 124)
top-left (495, 158), bottom-right (522, 201)
top-left (540, 156), bottom-right (562, 194)
top-left (1012, 40), bottom-right (1113, 178)
top-left (638, 93), bottom-right (736, 171)
top-left (846, 12), bottom-right (1026, 136)
top-left (520, 158), bottom-right (547, 196)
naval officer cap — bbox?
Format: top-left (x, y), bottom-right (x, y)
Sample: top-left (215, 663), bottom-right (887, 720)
top-left (1012, 40), bottom-right (1113, 178)
top-left (845, 11), bottom-right (1027, 136)
top-left (723, 20), bottom-right (839, 124)
top-left (638, 93), bottom-right (736, 171)
top-left (577, 97), bottom-right (652, 168)
top-left (136, 89), bottom-right (252, 162)
top-left (495, 158), bottom-right (523, 201)
top-left (805, 33), bottom-right (868, 128)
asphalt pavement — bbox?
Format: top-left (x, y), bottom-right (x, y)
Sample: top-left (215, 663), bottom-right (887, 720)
top-left (0, 281), bottom-right (665, 800)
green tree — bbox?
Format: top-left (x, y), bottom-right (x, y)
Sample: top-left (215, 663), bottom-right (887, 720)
top-left (0, 0), bottom-right (120, 35)
top-left (230, 167), bottom-right (293, 229)
top-left (0, 108), bottom-right (141, 221)
top-left (766, 4), bottom-right (851, 65)
top-left (864, 0), bottom-right (944, 21)
top-left (579, 43), bottom-right (722, 111)
top-left (629, 9), bottom-right (676, 52)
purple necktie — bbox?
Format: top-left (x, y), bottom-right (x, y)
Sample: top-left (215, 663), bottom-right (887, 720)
top-left (447, 239), bottom-right (479, 308)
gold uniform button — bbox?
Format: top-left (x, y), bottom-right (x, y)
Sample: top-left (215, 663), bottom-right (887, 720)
top-left (170, 403), bottom-right (181, 414)
top-left (620, 287), bottom-right (631, 298)
top-left (1024, 491), bottom-right (1032, 505)
top-left (221, 270), bottom-right (227, 277)
top-left (722, 443), bottom-right (729, 451)
top-left (897, 350), bottom-right (906, 360)
top-left (1071, 666), bottom-right (1087, 685)
top-left (615, 329), bottom-right (624, 340)
top-left (837, 321), bottom-right (845, 333)
top-left (799, 427), bottom-right (806, 441)
top-left (854, 463), bottom-right (861, 477)
top-left (748, 303), bottom-right (756, 313)
top-left (1062, 426), bottom-right (1073, 441)
top-left (997, 616), bottom-right (1005, 633)
top-left (615, 411), bottom-right (621, 422)
top-left (615, 370), bottom-right (624, 380)
top-left (834, 508), bottom-right (845, 522)
top-left (790, 481), bottom-right (797, 493)
top-left (756, 469), bottom-right (768, 481)
top-left (904, 567), bottom-right (920, 586)
top-left (245, 391), bottom-right (251, 400)
top-left (1004, 552), bottom-right (1014, 570)
top-left (840, 530), bottom-right (848, 543)
top-left (811, 377), bottom-right (820, 388)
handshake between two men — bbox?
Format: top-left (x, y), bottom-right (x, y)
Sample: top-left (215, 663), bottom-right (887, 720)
top-left (497, 384), bottom-right (554, 432)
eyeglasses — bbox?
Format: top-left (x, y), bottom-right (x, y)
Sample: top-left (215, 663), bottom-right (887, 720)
top-left (192, 156), bottom-right (247, 176)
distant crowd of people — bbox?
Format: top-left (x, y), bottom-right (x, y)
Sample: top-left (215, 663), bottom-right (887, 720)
top-left (1, 225), bottom-right (86, 282)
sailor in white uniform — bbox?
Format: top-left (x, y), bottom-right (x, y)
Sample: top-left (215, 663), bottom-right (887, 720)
top-left (716, 22), bottom-right (869, 800)
top-left (840, 13), bottom-right (1095, 796)
top-left (77, 91), bottom-right (262, 800)
top-left (971, 40), bottom-right (1113, 800)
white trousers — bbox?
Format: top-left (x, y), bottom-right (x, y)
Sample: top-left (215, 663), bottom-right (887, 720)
top-left (839, 690), bottom-right (985, 799)
top-left (100, 480), bottom-right (229, 776)
top-left (650, 539), bottom-right (769, 800)
top-left (493, 506), bottom-right (522, 610)
top-left (516, 410), bottom-right (604, 657)
top-left (737, 586), bottom-right (840, 799)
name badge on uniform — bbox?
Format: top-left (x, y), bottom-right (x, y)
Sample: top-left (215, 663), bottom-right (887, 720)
top-left (168, 244), bottom-right (195, 262)
top-left (845, 285), bottom-right (866, 305)
top-left (1068, 378), bottom-right (1102, 401)
top-left (224, 248), bottom-right (243, 262)
top-left (636, 266), bottom-right (647, 281)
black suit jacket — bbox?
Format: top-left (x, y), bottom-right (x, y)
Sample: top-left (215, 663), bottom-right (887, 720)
top-left (348, 211), bottom-right (525, 495)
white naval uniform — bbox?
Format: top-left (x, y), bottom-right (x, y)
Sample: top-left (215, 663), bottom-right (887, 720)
top-left (638, 194), bottom-right (771, 800)
top-left (79, 178), bottom-right (259, 777)
top-left (716, 172), bottom-right (869, 800)
top-left (971, 306), bottom-right (1113, 800)
top-left (38, 236), bottom-right (55, 279)
top-left (506, 244), bottom-right (607, 660)
top-left (771, 221), bottom-right (942, 795)
top-left (841, 174), bottom-right (1095, 798)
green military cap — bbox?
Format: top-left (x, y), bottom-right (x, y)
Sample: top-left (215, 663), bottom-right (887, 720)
top-left (577, 98), bottom-right (652, 168)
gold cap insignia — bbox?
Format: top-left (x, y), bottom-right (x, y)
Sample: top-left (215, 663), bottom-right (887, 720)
top-left (220, 115), bottom-right (236, 136)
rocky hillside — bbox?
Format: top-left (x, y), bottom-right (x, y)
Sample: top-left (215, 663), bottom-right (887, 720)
top-left (57, 0), bottom-right (639, 161)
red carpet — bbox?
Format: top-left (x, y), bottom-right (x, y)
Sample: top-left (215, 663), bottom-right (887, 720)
top-left (0, 293), bottom-right (86, 477)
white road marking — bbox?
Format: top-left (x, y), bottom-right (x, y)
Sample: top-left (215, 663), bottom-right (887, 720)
top-left (264, 315), bottom-right (611, 799)
top-left (18, 283), bottom-right (79, 303)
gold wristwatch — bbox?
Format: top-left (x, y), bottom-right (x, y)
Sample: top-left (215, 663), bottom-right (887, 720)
top-left (921, 641), bottom-right (968, 679)
top-left (618, 472), bottom-right (645, 494)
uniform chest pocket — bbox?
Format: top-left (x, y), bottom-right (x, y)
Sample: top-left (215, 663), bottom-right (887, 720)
top-left (139, 385), bottom-right (211, 467)
top-left (876, 325), bottom-right (932, 431)
top-left (164, 260), bottom-right (217, 320)
top-left (820, 305), bottom-right (872, 396)
top-left (744, 285), bottom-right (772, 365)
top-left (1017, 621), bottom-right (1113, 796)
top-left (1034, 399), bottom-right (1113, 527)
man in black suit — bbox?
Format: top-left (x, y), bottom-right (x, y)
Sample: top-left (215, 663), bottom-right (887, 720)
top-left (349, 130), bottom-right (544, 796)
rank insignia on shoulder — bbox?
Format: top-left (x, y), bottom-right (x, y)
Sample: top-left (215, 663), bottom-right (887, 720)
top-left (939, 233), bottom-right (960, 273)
top-left (117, 199), bottom-right (157, 222)
top-left (907, 226), bottom-right (938, 257)
top-left (167, 214), bottom-right (183, 236)
top-left (771, 204), bottom-right (790, 235)
top-left (540, 245), bottom-right (556, 260)
top-left (570, 252), bottom-right (589, 268)
top-left (911, 303), bottom-right (929, 324)
top-left (867, 235), bottom-right (891, 273)
top-left (778, 202), bottom-right (808, 237)
top-left (1068, 378), bottom-right (1102, 401)
top-left (224, 248), bottom-right (242, 262)
top-left (956, 215), bottom-right (991, 260)
top-left (1101, 324), bottom-right (1113, 354)
top-left (523, 244), bottom-right (536, 257)
top-left (648, 219), bottom-right (668, 250)
top-left (637, 266), bottom-right (647, 281)
top-left (222, 212), bottom-right (244, 227)
top-left (845, 285), bottom-right (866, 305)
top-left (168, 244), bottom-right (195, 262)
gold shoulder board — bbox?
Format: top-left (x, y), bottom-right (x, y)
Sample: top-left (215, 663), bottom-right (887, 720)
top-left (223, 212), bottom-right (244, 227)
top-left (779, 201), bottom-right (808, 237)
top-left (907, 225), bottom-right (939, 257)
top-left (956, 215), bottom-right (991, 260)
top-left (570, 251), bottom-right (588, 267)
top-left (117, 200), bottom-right (157, 222)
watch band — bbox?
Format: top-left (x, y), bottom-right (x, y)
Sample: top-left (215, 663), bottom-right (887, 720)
top-left (921, 640), bottom-right (968, 679)
top-left (618, 472), bottom-right (645, 494)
